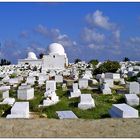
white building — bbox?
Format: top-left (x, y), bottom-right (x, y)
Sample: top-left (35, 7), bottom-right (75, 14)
top-left (42, 43), bottom-right (68, 71)
top-left (18, 52), bottom-right (42, 66)
top-left (18, 43), bottom-right (68, 71)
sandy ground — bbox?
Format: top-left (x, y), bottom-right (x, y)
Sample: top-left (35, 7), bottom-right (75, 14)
top-left (0, 118), bottom-right (140, 138)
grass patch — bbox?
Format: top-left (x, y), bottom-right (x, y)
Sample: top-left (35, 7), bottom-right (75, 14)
top-left (3, 83), bottom-right (126, 119)
top-left (40, 87), bottom-right (125, 119)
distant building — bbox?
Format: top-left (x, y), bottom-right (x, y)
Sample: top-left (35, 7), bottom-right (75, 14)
top-left (18, 43), bottom-right (68, 71)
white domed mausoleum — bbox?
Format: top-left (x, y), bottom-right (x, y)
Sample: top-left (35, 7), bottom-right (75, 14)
top-left (27, 52), bottom-right (37, 60)
top-left (47, 43), bottom-right (65, 56)
top-left (18, 43), bottom-right (68, 70)
top-left (42, 43), bottom-right (68, 71)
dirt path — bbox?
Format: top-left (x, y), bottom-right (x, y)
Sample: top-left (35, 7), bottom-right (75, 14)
top-left (0, 118), bottom-right (140, 137)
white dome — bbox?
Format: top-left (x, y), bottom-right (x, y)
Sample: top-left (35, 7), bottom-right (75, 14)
top-left (27, 52), bottom-right (37, 60)
top-left (47, 43), bottom-right (65, 55)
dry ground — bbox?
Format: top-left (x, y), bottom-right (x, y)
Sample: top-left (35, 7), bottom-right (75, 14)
top-left (0, 118), bottom-right (140, 138)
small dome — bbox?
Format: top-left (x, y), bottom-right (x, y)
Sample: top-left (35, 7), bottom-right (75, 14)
top-left (27, 52), bottom-right (37, 60)
top-left (47, 43), bottom-right (65, 55)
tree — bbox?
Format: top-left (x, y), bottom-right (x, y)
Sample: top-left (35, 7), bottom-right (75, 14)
top-left (39, 53), bottom-right (44, 59)
top-left (89, 59), bottom-right (99, 67)
top-left (74, 58), bottom-right (81, 64)
top-left (93, 60), bottom-right (120, 75)
top-left (0, 59), bottom-right (11, 66)
top-left (123, 57), bottom-right (130, 62)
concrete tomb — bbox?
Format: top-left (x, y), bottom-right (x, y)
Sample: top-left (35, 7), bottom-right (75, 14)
top-left (55, 75), bottom-right (63, 83)
top-left (78, 94), bottom-right (95, 110)
top-left (125, 94), bottom-right (139, 106)
top-left (26, 76), bottom-right (35, 85)
top-left (17, 85), bottom-right (34, 100)
top-left (79, 79), bottom-right (88, 89)
top-left (129, 82), bottom-right (140, 94)
top-left (109, 103), bottom-right (139, 118)
top-left (46, 80), bottom-right (56, 91)
top-left (70, 83), bottom-right (81, 98)
top-left (101, 83), bottom-right (112, 94)
top-left (56, 111), bottom-right (78, 119)
top-left (6, 102), bottom-right (29, 119)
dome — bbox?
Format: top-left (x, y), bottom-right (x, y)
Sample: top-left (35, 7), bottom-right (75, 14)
top-left (27, 52), bottom-right (37, 60)
top-left (47, 43), bottom-right (65, 55)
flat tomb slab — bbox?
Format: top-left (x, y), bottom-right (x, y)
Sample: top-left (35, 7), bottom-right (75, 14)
top-left (56, 111), bottom-right (78, 119)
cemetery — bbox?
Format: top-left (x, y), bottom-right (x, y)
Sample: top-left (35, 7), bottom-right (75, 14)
top-left (0, 43), bottom-right (140, 120)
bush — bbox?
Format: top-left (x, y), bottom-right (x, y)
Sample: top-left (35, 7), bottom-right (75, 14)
top-left (89, 59), bottom-right (99, 68)
top-left (93, 60), bottom-right (120, 75)
top-left (10, 73), bottom-right (17, 78)
top-left (0, 104), bottom-right (11, 117)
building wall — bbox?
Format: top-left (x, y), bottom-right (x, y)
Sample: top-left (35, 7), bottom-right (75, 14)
top-left (42, 54), bottom-right (66, 70)
top-left (18, 59), bottom-right (42, 67)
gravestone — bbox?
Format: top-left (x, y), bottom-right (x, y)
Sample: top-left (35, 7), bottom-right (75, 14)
top-left (78, 94), bottom-right (95, 110)
top-left (55, 75), bottom-right (63, 83)
top-left (79, 79), bottom-right (88, 89)
top-left (6, 102), bottom-right (29, 119)
top-left (129, 82), bottom-right (140, 94)
top-left (101, 83), bottom-right (112, 94)
top-left (46, 80), bottom-right (56, 91)
top-left (109, 103), bottom-right (139, 118)
top-left (56, 111), bottom-right (78, 119)
top-left (17, 85), bottom-right (34, 100)
top-left (125, 94), bottom-right (139, 106)
top-left (70, 83), bottom-right (81, 98)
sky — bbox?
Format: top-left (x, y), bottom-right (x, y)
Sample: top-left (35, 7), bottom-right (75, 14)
top-left (0, 2), bottom-right (140, 63)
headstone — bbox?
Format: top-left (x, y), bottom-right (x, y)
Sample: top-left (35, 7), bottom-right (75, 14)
top-left (101, 83), bottom-right (112, 94)
top-left (6, 102), bottom-right (29, 118)
top-left (17, 85), bottom-right (34, 100)
top-left (125, 94), bottom-right (139, 106)
top-left (46, 80), bottom-right (56, 91)
top-left (120, 78), bottom-right (125, 85)
top-left (103, 79), bottom-right (114, 88)
top-left (55, 75), bottom-right (63, 83)
top-left (109, 103), bottom-right (139, 118)
top-left (62, 83), bottom-right (67, 91)
top-left (129, 82), bottom-right (140, 94)
top-left (78, 94), bottom-right (95, 110)
top-left (70, 83), bottom-right (81, 98)
top-left (2, 90), bottom-right (9, 99)
top-left (26, 76), bottom-right (35, 85)
top-left (79, 79), bottom-right (88, 89)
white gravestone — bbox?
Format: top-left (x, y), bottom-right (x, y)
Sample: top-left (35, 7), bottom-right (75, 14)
top-left (78, 94), bottom-right (95, 110)
top-left (109, 103), bottom-right (139, 118)
top-left (17, 85), bottom-right (34, 100)
top-left (56, 111), bottom-right (78, 119)
top-left (6, 102), bottom-right (29, 119)
top-left (55, 75), bottom-right (63, 83)
top-left (70, 83), bottom-right (81, 98)
top-left (79, 79), bottom-right (88, 89)
top-left (125, 94), bottom-right (139, 106)
top-left (101, 83), bottom-right (112, 94)
top-left (129, 82), bottom-right (140, 94)
top-left (46, 80), bottom-right (56, 91)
